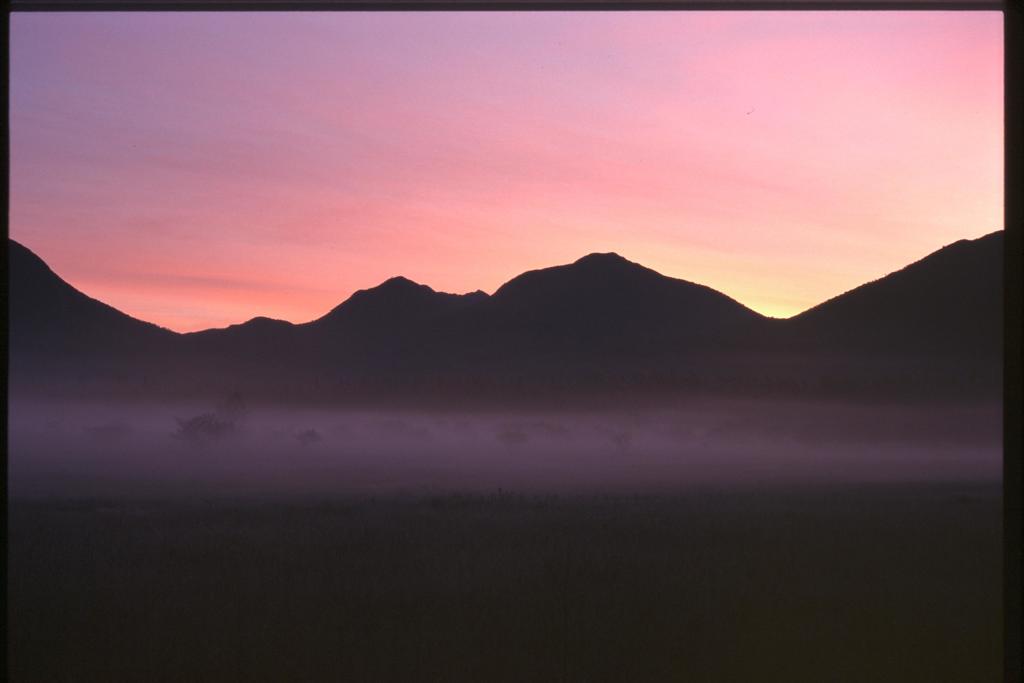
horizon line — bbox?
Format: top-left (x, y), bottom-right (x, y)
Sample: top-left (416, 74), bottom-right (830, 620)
top-left (9, 229), bottom-right (1003, 334)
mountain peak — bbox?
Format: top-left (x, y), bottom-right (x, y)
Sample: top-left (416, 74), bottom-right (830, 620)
top-left (327, 275), bottom-right (435, 314)
top-left (377, 275), bottom-right (424, 290)
top-left (236, 316), bottom-right (293, 329)
top-left (308, 273), bottom-right (487, 329)
top-left (184, 315), bottom-right (294, 338)
top-left (348, 275), bottom-right (435, 301)
top-left (572, 252), bottom-right (632, 267)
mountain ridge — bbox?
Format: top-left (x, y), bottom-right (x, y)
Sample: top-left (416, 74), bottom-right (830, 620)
top-left (7, 232), bottom-right (1003, 404)
top-left (8, 240), bottom-right (176, 348)
top-left (8, 233), bottom-right (1001, 334)
top-left (787, 231), bottom-right (1002, 355)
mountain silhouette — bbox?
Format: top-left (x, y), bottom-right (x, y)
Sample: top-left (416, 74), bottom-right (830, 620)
top-left (409, 252), bottom-right (776, 397)
top-left (309, 276), bottom-right (488, 332)
top-left (8, 240), bottom-right (178, 394)
top-left (6, 232), bottom-right (1003, 404)
top-left (492, 252), bottom-right (752, 321)
top-left (8, 239), bottom-right (174, 350)
top-left (787, 231), bottom-right (1002, 357)
top-left (486, 251), bottom-right (763, 344)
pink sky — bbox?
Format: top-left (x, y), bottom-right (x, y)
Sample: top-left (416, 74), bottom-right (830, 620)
top-left (10, 12), bottom-right (1003, 332)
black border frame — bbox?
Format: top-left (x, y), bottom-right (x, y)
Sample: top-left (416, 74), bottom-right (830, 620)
top-left (3, 3), bottom-right (1019, 681)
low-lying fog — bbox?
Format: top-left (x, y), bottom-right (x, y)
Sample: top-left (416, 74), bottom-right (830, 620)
top-left (8, 398), bottom-right (1002, 499)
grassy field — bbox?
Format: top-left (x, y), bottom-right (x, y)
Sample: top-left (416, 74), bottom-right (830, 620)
top-left (8, 483), bottom-right (1002, 682)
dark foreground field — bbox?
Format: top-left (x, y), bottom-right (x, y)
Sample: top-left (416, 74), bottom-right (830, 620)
top-left (8, 484), bottom-right (1001, 683)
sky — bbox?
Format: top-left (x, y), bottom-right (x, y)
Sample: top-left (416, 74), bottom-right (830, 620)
top-left (9, 11), bottom-right (1003, 332)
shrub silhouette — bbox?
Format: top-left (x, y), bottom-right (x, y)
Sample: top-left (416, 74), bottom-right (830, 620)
top-left (172, 392), bottom-right (248, 445)
top-left (217, 391), bottom-right (248, 423)
top-left (295, 428), bottom-right (322, 447)
top-left (172, 413), bottom-right (235, 445)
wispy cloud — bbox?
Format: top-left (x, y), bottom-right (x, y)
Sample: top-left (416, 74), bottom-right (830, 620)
top-left (9, 11), bottom-right (1003, 330)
